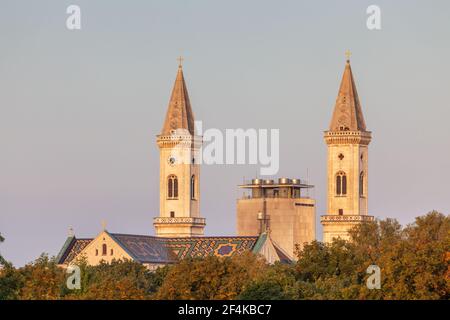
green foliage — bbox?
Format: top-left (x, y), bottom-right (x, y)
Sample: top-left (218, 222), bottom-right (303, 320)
top-left (17, 254), bottom-right (66, 300)
top-left (63, 259), bottom-right (166, 299)
top-left (0, 233), bottom-right (5, 266)
top-left (294, 211), bottom-right (450, 300)
top-left (238, 279), bottom-right (287, 300)
top-left (238, 263), bottom-right (296, 300)
top-left (155, 252), bottom-right (267, 300)
top-left (0, 211), bottom-right (448, 300)
top-left (375, 211), bottom-right (450, 299)
top-left (0, 263), bottom-right (23, 300)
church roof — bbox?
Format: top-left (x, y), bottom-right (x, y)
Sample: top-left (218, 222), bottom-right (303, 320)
top-left (329, 60), bottom-right (367, 132)
top-left (56, 233), bottom-right (289, 265)
top-left (160, 65), bottom-right (195, 136)
top-left (55, 236), bottom-right (93, 265)
top-left (109, 233), bottom-right (178, 264)
top-left (272, 242), bottom-right (293, 264)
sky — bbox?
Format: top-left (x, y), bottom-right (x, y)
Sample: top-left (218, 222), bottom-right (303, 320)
top-left (1, 0), bottom-right (449, 266)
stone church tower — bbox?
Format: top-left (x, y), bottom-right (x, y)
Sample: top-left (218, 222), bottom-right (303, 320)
top-left (321, 57), bottom-right (374, 243)
top-left (153, 61), bottom-right (206, 237)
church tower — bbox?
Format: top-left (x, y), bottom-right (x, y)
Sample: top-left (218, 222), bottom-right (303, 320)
top-left (153, 60), bottom-right (205, 237)
top-left (321, 55), bottom-right (374, 243)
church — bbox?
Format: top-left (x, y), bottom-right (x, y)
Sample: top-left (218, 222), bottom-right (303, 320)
top-left (56, 54), bottom-right (374, 269)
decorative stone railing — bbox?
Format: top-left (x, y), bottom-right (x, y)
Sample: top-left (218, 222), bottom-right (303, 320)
top-left (153, 217), bottom-right (206, 225)
top-left (320, 215), bottom-right (374, 223)
top-left (156, 134), bottom-right (203, 148)
top-left (323, 131), bottom-right (372, 145)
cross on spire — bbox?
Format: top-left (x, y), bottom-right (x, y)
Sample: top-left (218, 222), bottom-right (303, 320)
top-left (177, 56), bottom-right (184, 68)
top-left (345, 50), bottom-right (352, 62)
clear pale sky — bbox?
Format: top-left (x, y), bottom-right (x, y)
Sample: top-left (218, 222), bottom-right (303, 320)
top-left (1, 0), bottom-right (449, 266)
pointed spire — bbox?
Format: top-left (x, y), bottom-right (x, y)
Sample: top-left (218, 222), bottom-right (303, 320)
top-left (161, 60), bottom-right (195, 136)
top-left (329, 57), bottom-right (367, 132)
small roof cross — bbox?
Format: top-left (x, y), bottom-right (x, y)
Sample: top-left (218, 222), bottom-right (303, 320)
top-left (345, 50), bottom-right (352, 62)
top-left (177, 56), bottom-right (184, 68)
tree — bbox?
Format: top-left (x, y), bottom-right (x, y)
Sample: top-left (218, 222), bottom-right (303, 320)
top-left (296, 239), bottom-right (362, 283)
top-left (156, 252), bottom-right (267, 300)
top-left (238, 263), bottom-right (297, 300)
top-left (294, 211), bottom-right (449, 300)
top-left (0, 234), bottom-right (24, 300)
top-left (379, 211), bottom-right (449, 299)
top-left (238, 279), bottom-right (287, 300)
top-left (17, 254), bottom-right (66, 300)
top-left (1, 212), bottom-right (447, 300)
top-left (294, 239), bottom-right (364, 299)
top-left (0, 264), bottom-right (23, 300)
top-left (0, 233), bottom-right (5, 265)
top-left (64, 259), bottom-right (161, 300)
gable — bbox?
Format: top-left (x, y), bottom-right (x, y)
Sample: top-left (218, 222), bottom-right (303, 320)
top-left (57, 231), bottom-right (136, 266)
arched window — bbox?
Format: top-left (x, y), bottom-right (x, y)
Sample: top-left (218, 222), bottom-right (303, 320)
top-left (102, 244), bottom-right (107, 256)
top-left (336, 171), bottom-right (347, 196)
top-left (168, 175), bottom-right (178, 199)
top-left (359, 172), bottom-right (364, 197)
top-left (191, 175), bottom-right (195, 200)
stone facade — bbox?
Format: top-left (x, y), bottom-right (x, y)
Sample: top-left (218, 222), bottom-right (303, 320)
top-left (321, 59), bottom-right (374, 243)
top-left (154, 65), bottom-right (205, 237)
top-left (237, 179), bottom-right (316, 259)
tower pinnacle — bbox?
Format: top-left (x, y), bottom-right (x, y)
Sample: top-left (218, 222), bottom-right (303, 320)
top-left (329, 58), bottom-right (367, 132)
top-left (161, 62), bottom-right (195, 136)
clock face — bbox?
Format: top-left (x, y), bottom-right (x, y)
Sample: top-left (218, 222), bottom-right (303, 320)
top-left (168, 156), bottom-right (176, 166)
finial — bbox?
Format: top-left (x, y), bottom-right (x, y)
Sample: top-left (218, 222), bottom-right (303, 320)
top-left (177, 56), bottom-right (184, 68)
top-left (101, 220), bottom-right (107, 231)
top-left (345, 50), bottom-right (352, 63)
top-left (68, 226), bottom-right (74, 237)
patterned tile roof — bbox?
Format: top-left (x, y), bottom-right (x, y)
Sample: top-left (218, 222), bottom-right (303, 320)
top-left (56, 233), bottom-right (286, 265)
top-left (161, 236), bottom-right (259, 260)
top-left (56, 237), bottom-right (93, 264)
top-left (109, 233), bottom-right (178, 264)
